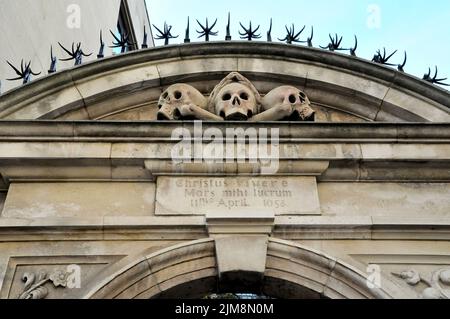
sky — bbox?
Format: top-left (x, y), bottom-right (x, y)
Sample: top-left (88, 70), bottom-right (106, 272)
top-left (146, 0), bottom-right (450, 85)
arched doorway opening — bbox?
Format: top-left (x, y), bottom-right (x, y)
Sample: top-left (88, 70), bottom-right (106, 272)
top-left (82, 238), bottom-right (397, 299)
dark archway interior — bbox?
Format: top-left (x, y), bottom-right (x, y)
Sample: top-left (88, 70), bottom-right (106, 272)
top-left (152, 275), bottom-right (328, 299)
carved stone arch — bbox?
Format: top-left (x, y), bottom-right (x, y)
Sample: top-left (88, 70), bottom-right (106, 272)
top-left (0, 43), bottom-right (449, 122)
top-left (81, 237), bottom-right (408, 299)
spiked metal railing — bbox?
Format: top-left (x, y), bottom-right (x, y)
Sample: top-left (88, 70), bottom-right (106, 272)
top-left (59, 42), bottom-right (92, 66)
top-left (267, 19), bottom-right (273, 42)
top-left (320, 34), bottom-right (345, 52)
top-left (372, 48), bottom-right (397, 66)
top-left (225, 13), bottom-right (232, 41)
top-left (6, 60), bottom-right (41, 84)
top-left (97, 31), bottom-right (105, 58)
top-left (423, 66), bottom-right (450, 86)
top-left (278, 24), bottom-right (305, 44)
top-left (196, 18), bottom-right (218, 41)
top-left (239, 22), bottom-right (261, 41)
top-left (48, 46), bottom-right (57, 74)
top-left (153, 22), bottom-right (178, 46)
top-left (300, 26), bottom-right (314, 47)
top-left (1, 15), bottom-right (449, 92)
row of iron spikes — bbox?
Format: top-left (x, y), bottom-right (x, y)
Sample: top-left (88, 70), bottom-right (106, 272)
top-left (3, 26), bottom-right (151, 86)
top-left (2, 19), bottom-right (449, 92)
top-left (153, 15), bottom-right (449, 87)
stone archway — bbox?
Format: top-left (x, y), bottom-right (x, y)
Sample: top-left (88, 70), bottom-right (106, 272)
top-left (82, 237), bottom-right (402, 299)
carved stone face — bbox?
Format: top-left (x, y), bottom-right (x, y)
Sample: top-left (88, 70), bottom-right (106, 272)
top-left (262, 86), bottom-right (315, 121)
top-left (215, 83), bottom-right (257, 121)
top-left (157, 84), bottom-right (207, 120)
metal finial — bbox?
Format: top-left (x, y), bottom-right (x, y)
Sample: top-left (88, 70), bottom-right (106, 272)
top-left (142, 25), bottom-right (148, 49)
top-left (307, 26), bottom-right (314, 47)
top-left (372, 48), bottom-right (397, 66)
top-left (226, 13), bottom-right (232, 41)
top-left (278, 24), bottom-right (305, 44)
top-left (97, 30), bottom-right (105, 58)
top-left (349, 35), bottom-right (358, 56)
top-left (48, 46), bottom-right (57, 74)
top-left (196, 18), bottom-right (218, 42)
top-left (267, 18), bottom-right (273, 42)
top-left (300, 26), bottom-right (314, 47)
top-left (110, 29), bottom-right (136, 52)
top-left (6, 60), bottom-right (41, 84)
top-left (239, 21), bottom-right (261, 41)
top-left (423, 66), bottom-right (449, 86)
top-left (398, 52), bottom-right (407, 72)
top-left (153, 22), bottom-right (178, 46)
top-left (320, 34), bottom-right (345, 51)
top-left (184, 17), bottom-right (191, 43)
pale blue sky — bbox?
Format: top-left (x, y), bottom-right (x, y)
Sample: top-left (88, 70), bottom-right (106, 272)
top-left (146, 0), bottom-right (450, 85)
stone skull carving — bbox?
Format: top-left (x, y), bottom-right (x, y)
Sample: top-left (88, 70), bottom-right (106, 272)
top-left (215, 82), bottom-right (258, 121)
top-left (157, 84), bottom-right (221, 121)
top-left (209, 72), bottom-right (261, 121)
top-left (252, 86), bottom-right (315, 121)
top-left (156, 74), bottom-right (316, 122)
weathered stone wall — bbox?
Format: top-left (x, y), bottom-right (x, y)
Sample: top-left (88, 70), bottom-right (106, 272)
top-left (0, 122), bottom-right (449, 299)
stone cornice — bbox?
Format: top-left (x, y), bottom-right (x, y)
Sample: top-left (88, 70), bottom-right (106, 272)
top-left (0, 216), bottom-right (449, 242)
top-left (0, 121), bottom-right (449, 141)
top-left (0, 122), bottom-right (449, 183)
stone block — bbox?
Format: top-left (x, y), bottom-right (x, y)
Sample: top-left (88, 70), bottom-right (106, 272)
top-left (215, 236), bottom-right (268, 291)
top-left (2, 182), bottom-right (156, 218)
top-left (156, 176), bottom-right (321, 216)
top-left (319, 182), bottom-right (450, 217)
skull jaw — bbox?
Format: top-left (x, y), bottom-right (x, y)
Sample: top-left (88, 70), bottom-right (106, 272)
top-left (222, 107), bottom-right (250, 121)
top-left (157, 104), bottom-right (175, 120)
top-left (158, 104), bottom-right (198, 121)
top-left (283, 105), bottom-right (316, 122)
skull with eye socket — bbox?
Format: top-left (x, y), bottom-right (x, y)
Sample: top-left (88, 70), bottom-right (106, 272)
top-left (209, 72), bottom-right (261, 121)
top-left (157, 83), bottom-right (209, 121)
top-left (215, 83), bottom-right (258, 121)
top-left (252, 86), bottom-right (315, 122)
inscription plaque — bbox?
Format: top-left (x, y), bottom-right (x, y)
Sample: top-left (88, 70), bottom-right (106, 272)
top-left (155, 177), bottom-right (321, 215)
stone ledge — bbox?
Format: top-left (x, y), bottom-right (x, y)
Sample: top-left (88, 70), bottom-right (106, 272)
top-left (274, 216), bottom-right (450, 240)
top-left (0, 121), bottom-right (450, 140)
top-left (0, 216), bottom-right (448, 241)
top-left (206, 212), bottom-right (275, 236)
top-left (145, 160), bottom-right (330, 176)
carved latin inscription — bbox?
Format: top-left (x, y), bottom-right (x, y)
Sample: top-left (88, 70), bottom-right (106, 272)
top-left (155, 177), bottom-right (321, 216)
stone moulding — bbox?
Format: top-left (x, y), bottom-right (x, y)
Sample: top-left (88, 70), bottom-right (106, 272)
top-left (144, 160), bottom-right (330, 176)
top-left (0, 42), bottom-right (449, 122)
top-left (79, 237), bottom-right (405, 299)
top-left (0, 122), bottom-right (449, 183)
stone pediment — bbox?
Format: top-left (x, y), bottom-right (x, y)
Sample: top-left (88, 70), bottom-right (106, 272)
top-left (0, 43), bottom-right (449, 122)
